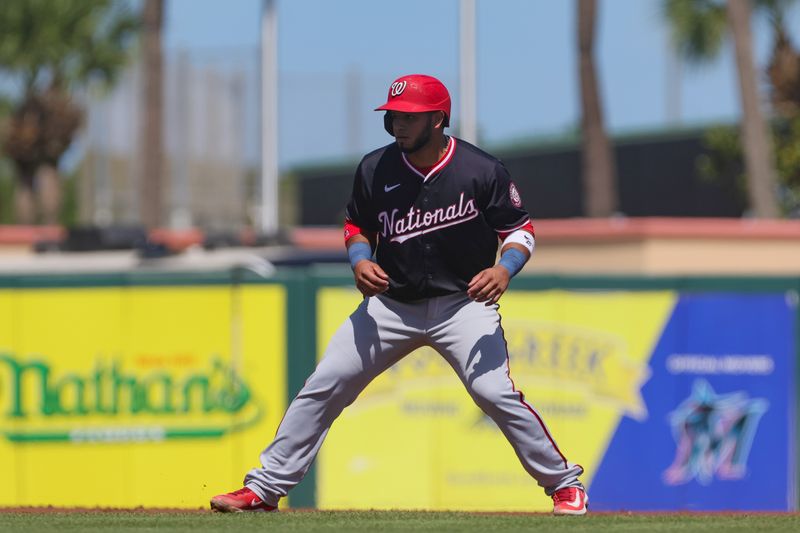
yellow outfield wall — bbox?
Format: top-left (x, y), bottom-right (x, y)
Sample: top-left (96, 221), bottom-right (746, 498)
top-left (315, 287), bottom-right (676, 511)
top-left (0, 284), bottom-right (286, 508)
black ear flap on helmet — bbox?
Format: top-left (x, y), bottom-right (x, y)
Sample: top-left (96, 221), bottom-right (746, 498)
top-left (383, 112), bottom-right (393, 135)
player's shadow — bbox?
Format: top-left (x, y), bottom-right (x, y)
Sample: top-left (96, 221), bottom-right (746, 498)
top-left (351, 299), bottom-right (383, 372)
top-left (465, 328), bottom-right (507, 388)
top-left (350, 296), bottom-right (424, 373)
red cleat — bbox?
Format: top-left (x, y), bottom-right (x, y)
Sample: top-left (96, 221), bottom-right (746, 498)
top-left (210, 487), bottom-right (277, 513)
top-left (552, 486), bottom-right (588, 516)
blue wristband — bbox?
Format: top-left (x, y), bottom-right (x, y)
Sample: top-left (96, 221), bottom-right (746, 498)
top-left (497, 248), bottom-right (527, 278)
top-left (347, 241), bottom-right (372, 269)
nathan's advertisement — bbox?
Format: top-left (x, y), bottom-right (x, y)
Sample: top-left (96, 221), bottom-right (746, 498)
top-left (314, 288), bottom-right (797, 511)
top-left (0, 285), bottom-right (286, 508)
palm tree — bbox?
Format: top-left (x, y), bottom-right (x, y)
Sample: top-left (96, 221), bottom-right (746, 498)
top-left (0, 0), bottom-right (139, 224)
top-left (664, 0), bottom-right (780, 217)
top-left (140, 0), bottom-right (164, 229)
top-left (577, 0), bottom-right (617, 217)
top-left (763, 0), bottom-right (800, 117)
top-left (3, 86), bottom-right (82, 224)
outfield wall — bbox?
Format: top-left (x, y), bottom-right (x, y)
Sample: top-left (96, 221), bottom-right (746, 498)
top-left (0, 272), bottom-right (289, 509)
top-left (0, 268), bottom-right (797, 511)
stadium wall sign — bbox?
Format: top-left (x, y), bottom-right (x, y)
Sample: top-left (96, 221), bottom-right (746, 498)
top-left (0, 283), bottom-right (287, 508)
top-left (0, 354), bottom-right (259, 442)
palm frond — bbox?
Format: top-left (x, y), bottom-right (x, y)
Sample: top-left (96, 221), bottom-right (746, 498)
top-left (0, 0), bottom-right (140, 91)
top-left (663, 0), bottom-right (729, 64)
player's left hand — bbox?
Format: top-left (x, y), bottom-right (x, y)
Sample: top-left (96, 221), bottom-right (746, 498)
top-left (467, 265), bottom-right (510, 306)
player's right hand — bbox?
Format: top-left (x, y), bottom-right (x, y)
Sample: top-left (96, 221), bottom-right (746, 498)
top-left (353, 260), bottom-right (390, 297)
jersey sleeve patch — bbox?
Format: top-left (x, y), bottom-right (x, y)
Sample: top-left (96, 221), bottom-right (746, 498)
top-left (509, 181), bottom-right (522, 208)
top-left (483, 161), bottom-right (531, 233)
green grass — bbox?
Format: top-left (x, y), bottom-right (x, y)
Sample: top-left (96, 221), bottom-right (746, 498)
top-left (0, 510), bottom-right (799, 533)
top-left (0, 510), bottom-right (800, 533)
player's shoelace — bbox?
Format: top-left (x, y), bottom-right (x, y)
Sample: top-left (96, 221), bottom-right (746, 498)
top-left (228, 488), bottom-right (255, 498)
top-left (553, 488), bottom-right (578, 503)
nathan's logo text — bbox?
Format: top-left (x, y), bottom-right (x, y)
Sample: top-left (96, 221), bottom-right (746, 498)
top-left (0, 353), bottom-right (261, 443)
top-left (378, 192), bottom-right (479, 243)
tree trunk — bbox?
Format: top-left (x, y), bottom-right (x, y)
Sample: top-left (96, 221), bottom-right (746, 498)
top-left (140, 0), bottom-right (164, 229)
top-left (726, 0), bottom-right (779, 217)
top-left (14, 172), bottom-right (36, 224)
top-left (38, 164), bottom-right (61, 225)
top-left (578, 0), bottom-right (617, 217)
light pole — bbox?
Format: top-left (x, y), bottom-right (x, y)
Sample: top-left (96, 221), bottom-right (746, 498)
top-left (460, 0), bottom-right (477, 144)
top-left (260, 0), bottom-right (279, 236)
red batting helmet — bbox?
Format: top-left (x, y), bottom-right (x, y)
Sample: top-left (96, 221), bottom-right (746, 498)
top-left (375, 74), bottom-right (451, 134)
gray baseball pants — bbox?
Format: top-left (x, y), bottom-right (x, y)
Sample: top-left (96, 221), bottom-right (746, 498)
top-left (245, 292), bottom-right (584, 506)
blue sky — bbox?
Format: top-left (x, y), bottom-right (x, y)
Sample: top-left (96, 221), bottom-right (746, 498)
top-left (163, 0), bottom-right (800, 169)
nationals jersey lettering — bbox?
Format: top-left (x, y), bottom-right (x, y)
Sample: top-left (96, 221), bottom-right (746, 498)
top-left (379, 192), bottom-right (479, 243)
top-left (346, 137), bottom-right (532, 301)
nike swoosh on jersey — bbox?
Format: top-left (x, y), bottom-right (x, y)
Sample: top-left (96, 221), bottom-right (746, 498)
top-left (384, 183), bottom-right (401, 192)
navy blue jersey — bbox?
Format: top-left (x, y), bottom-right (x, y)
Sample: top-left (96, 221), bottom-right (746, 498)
top-left (345, 137), bottom-right (532, 302)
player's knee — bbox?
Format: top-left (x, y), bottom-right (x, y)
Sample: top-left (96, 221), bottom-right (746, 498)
top-left (467, 378), bottom-right (506, 408)
top-left (299, 366), bottom-right (363, 403)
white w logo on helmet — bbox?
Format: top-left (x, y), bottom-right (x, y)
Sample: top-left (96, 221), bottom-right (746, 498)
top-left (390, 81), bottom-right (407, 97)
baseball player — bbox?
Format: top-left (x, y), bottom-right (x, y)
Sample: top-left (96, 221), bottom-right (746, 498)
top-left (211, 74), bottom-right (587, 515)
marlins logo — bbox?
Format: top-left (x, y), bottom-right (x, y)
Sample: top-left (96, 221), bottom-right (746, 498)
top-left (663, 379), bottom-right (768, 485)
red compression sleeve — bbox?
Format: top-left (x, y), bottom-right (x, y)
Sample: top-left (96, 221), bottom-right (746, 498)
top-left (497, 220), bottom-right (535, 241)
top-left (344, 219), bottom-right (377, 246)
top-left (344, 219), bottom-right (363, 243)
